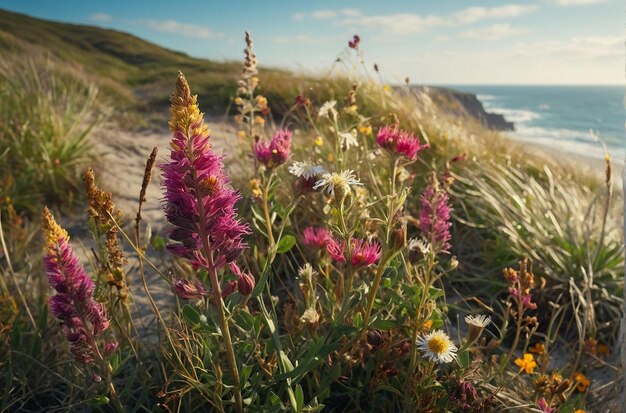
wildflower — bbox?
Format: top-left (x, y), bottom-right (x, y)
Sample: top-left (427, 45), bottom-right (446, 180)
top-left (222, 280), bottom-right (238, 299)
top-left (318, 100), bottom-right (337, 118)
top-left (234, 97), bottom-right (244, 106)
top-left (348, 34), bottom-right (360, 49)
top-left (349, 238), bottom-right (381, 267)
top-left (295, 95), bottom-right (311, 107)
top-left (339, 130), bottom-right (359, 150)
top-left (574, 372), bottom-right (590, 392)
top-left (172, 278), bottom-right (208, 300)
top-left (314, 170), bottom-right (362, 200)
top-left (514, 353), bottom-right (537, 374)
top-left (416, 330), bottom-right (458, 364)
top-left (419, 180), bottom-right (452, 253)
top-left (163, 73), bottom-right (250, 271)
top-left (254, 129), bottom-right (292, 168)
top-left (42, 207), bottom-right (111, 364)
top-left (465, 314), bottom-right (491, 343)
top-left (450, 380), bottom-right (479, 411)
top-left (325, 238), bottom-right (345, 262)
top-left (255, 95), bottom-right (268, 110)
top-left (505, 259), bottom-right (537, 309)
top-left (537, 398), bottom-right (555, 413)
top-left (529, 342), bottom-right (546, 355)
top-left (288, 161), bottom-right (325, 179)
top-left (234, 115), bottom-right (244, 124)
top-left (302, 226), bottom-right (331, 249)
top-left (249, 178), bottom-right (262, 198)
top-left (314, 136), bottom-right (323, 146)
top-left (241, 31), bottom-right (258, 80)
top-left (574, 410), bottom-right (585, 413)
top-left (422, 320), bottom-right (433, 330)
top-left (376, 125), bottom-right (429, 160)
top-left (300, 307), bottom-right (320, 329)
top-left (358, 125), bottom-right (373, 136)
top-left (254, 116), bottom-right (265, 126)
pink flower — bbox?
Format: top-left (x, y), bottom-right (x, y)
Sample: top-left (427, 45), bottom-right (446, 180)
top-left (172, 278), bottom-right (209, 300)
top-left (326, 238), bottom-right (346, 262)
top-left (302, 226), bottom-right (331, 249)
top-left (376, 126), bottom-right (429, 160)
top-left (348, 34), bottom-right (360, 49)
top-left (349, 239), bottom-right (382, 268)
top-left (254, 129), bottom-right (292, 168)
top-left (537, 398), bottom-right (555, 413)
top-left (419, 184), bottom-right (452, 253)
top-left (326, 237), bottom-right (381, 268)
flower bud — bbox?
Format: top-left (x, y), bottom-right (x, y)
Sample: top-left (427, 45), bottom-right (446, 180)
top-left (104, 341), bottom-right (119, 356)
top-left (390, 223), bottom-right (407, 252)
top-left (237, 272), bottom-right (255, 296)
top-left (172, 278), bottom-right (208, 300)
top-left (367, 329), bottom-right (384, 348)
top-left (222, 280), bottom-right (237, 299)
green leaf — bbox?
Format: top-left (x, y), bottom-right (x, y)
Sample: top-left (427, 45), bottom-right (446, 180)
top-left (182, 304), bottom-right (201, 325)
top-left (457, 350), bottom-right (470, 369)
top-left (371, 319), bottom-right (397, 330)
top-left (295, 384), bottom-right (304, 412)
top-left (86, 395), bottom-right (110, 407)
top-left (276, 235), bottom-right (296, 254)
top-left (353, 312), bottom-right (363, 329)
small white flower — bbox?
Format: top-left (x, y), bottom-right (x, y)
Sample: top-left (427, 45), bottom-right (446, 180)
top-left (313, 170), bottom-right (362, 198)
top-left (288, 161), bottom-right (325, 179)
top-left (339, 130), bottom-right (359, 150)
top-left (416, 330), bottom-right (458, 364)
top-left (465, 314), bottom-right (491, 328)
top-left (300, 307), bottom-right (320, 325)
top-left (318, 100), bottom-right (337, 118)
top-left (199, 314), bottom-right (208, 324)
top-left (408, 238), bottom-right (430, 255)
top-left (298, 263), bottom-right (318, 281)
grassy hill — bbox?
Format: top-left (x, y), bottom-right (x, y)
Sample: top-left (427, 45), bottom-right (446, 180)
top-left (0, 8), bottom-right (320, 114)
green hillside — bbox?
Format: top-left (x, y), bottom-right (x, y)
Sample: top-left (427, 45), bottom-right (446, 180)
top-left (0, 8), bottom-right (316, 113)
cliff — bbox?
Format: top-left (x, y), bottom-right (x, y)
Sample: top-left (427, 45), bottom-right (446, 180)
top-left (416, 86), bottom-right (514, 131)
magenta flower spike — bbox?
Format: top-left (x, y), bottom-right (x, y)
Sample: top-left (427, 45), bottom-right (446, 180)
top-left (376, 126), bottom-right (429, 160)
top-left (42, 207), bottom-right (112, 364)
top-left (419, 184), bottom-right (452, 253)
top-left (162, 73), bottom-right (250, 272)
top-left (254, 129), bottom-right (292, 168)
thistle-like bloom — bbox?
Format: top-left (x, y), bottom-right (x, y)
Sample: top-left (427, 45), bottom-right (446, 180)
top-left (419, 183), bottom-right (452, 253)
top-left (376, 126), bottom-right (429, 160)
top-left (325, 238), bottom-right (381, 268)
top-left (172, 278), bottom-right (209, 300)
top-left (254, 129), bottom-right (292, 168)
top-left (162, 73), bottom-right (250, 271)
top-left (416, 329), bottom-right (458, 364)
top-left (314, 170), bottom-right (362, 200)
top-left (348, 34), bottom-right (360, 49)
top-left (42, 207), bottom-right (111, 364)
top-left (301, 226), bottom-right (332, 249)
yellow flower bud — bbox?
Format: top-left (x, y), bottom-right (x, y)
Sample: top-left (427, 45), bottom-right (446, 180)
top-left (234, 97), bottom-right (244, 106)
top-left (254, 116), bottom-right (265, 126)
top-left (237, 130), bottom-right (246, 139)
top-left (314, 136), bottom-right (323, 146)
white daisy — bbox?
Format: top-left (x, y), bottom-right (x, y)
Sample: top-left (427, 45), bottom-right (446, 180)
top-left (318, 100), bottom-right (337, 118)
top-left (339, 130), bottom-right (359, 150)
top-left (408, 238), bottom-right (430, 255)
top-left (288, 161), bottom-right (326, 179)
top-left (416, 330), bottom-right (458, 364)
top-left (465, 314), bottom-right (491, 328)
top-left (313, 170), bottom-right (362, 198)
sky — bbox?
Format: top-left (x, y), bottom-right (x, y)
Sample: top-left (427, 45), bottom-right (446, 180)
top-left (1, 0), bottom-right (624, 85)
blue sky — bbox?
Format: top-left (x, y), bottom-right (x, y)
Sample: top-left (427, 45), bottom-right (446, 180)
top-left (1, 0), bottom-right (623, 84)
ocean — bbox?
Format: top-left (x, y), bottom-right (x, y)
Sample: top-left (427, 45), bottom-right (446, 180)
top-left (447, 85), bottom-right (624, 162)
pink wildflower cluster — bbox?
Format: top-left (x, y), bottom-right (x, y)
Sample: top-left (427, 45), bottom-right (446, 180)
top-left (254, 129), bottom-right (292, 168)
top-left (419, 183), bottom-right (452, 253)
top-left (163, 74), bottom-right (250, 273)
top-left (301, 226), bottom-right (332, 249)
top-left (376, 126), bottom-right (429, 160)
top-left (43, 207), bottom-right (112, 364)
top-left (326, 238), bottom-right (382, 268)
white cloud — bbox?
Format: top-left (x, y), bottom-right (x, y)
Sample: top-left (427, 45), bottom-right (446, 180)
top-left (463, 24), bottom-right (528, 40)
top-left (553, 0), bottom-right (608, 5)
top-left (134, 19), bottom-right (222, 39)
top-left (342, 13), bottom-right (446, 35)
top-left (271, 34), bottom-right (337, 44)
top-left (293, 8), bottom-right (362, 21)
top-left (454, 4), bottom-right (538, 24)
top-left (88, 13), bottom-right (113, 23)
top-left (512, 36), bottom-right (623, 59)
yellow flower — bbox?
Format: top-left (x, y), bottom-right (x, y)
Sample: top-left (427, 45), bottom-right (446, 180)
top-left (514, 353), bottom-right (537, 374)
top-left (314, 136), bottom-right (323, 146)
top-left (256, 95), bottom-right (268, 110)
top-left (254, 116), bottom-right (265, 126)
top-left (42, 206), bottom-right (69, 253)
top-left (168, 72), bottom-right (209, 141)
top-left (529, 342), bottom-right (545, 355)
top-left (234, 97), bottom-right (244, 106)
top-left (383, 85), bottom-right (391, 92)
top-left (249, 178), bottom-right (262, 198)
top-left (346, 104), bottom-right (357, 113)
top-left (574, 410), bottom-right (585, 413)
top-left (237, 130), bottom-right (246, 139)
top-left (574, 372), bottom-right (590, 392)
top-left (358, 125), bottom-right (373, 136)
top-left (251, 77), bottom-right (259, 88)
top-left (422, 320), bottom-right (433, 330)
